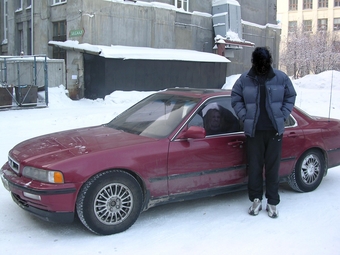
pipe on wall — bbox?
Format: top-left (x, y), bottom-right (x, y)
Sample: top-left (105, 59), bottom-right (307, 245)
top-left (31, 0), bottom-right (34, 54)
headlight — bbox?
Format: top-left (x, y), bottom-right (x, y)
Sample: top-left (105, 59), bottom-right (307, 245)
top-left (22, 166), bottom-right (64, 184)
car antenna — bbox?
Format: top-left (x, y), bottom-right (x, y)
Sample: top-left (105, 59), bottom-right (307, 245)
top-left (328, 70), bottom-right (334, 122)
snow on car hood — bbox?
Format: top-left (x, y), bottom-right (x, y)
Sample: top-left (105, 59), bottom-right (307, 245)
top-left (9, 125), bottom-right (155, 165)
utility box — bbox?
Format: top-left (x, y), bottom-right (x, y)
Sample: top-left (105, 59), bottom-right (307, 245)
top-left (15, 85), bottom-right (38, 106)
top-left (0, 87), bottom-right (13, 108)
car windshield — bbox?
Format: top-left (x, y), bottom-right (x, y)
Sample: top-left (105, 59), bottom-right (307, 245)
top-left (106, 93), bottom-right (200, 138)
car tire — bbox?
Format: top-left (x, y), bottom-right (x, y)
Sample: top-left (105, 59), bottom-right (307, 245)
top-left (287, 149), bottom-right (325, 192)
top-left (76, 170), bottom-right (143, 235)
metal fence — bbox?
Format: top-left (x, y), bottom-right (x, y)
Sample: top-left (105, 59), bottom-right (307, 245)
top-left (0, 55), bottom-right (49, 109)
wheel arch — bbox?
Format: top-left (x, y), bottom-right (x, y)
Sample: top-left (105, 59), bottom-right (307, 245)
top-left (298, 147), bottom-right (328, 175)
top-left (118, 168), bottom-right (149, 208)
top-left (287, 147), bottom-right (327, 192)
top-left (75, 168), bottom-right (149, 213)
top-left (75, 168), bottom-right (147, 235)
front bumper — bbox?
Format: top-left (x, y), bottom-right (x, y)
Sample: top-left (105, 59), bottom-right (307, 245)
top-left (10, 192), bottom-right (74, 223)
top-left (1, 165), bottom-right (78, 223)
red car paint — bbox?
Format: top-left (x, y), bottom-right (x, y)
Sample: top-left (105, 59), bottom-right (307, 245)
top-left (1, 88), bottom-right (340, 233)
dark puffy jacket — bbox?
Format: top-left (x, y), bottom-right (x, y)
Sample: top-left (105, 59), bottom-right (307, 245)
top-left (231, 67), bottom-right (296, 137)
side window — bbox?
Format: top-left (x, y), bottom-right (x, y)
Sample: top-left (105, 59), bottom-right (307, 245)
top-left (285, 115), bottom-right (296, 127)
top-left (188, 97), bottom-right (242, 135)
top-left (188, 114), bottom-right (203, 127)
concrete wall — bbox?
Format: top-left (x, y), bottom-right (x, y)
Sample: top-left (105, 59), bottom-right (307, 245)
top-left (224, 0), bottom-right (280, 76)
top-left (54, 0), bottom-right (215, 98)
top-left (63, 0), bottom-right (213, 51)
top-left (226, 25), bottom-right (280, 76)
top-left (1, 0), bottom-right (216, 99)
top-left (134, 0), bottom-right (212, 13)
top-left (0, 0), bottom-right (280, 99)
top-left (238, 0), bottom-right (277, 25)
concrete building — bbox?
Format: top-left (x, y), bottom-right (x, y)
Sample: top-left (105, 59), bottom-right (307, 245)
top-left (278, 0), bottom-right (340, 35)
top-left (277, 0), bottom-right (340, 77)
top-left (1, 0), bottom-right (279, 99)
top-left (218, 0), bottom-right (280, 75)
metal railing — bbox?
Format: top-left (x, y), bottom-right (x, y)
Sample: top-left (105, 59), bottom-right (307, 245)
top-left (0, 55), bottom-right (48, 109)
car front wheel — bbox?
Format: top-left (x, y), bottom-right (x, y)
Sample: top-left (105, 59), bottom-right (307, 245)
top-left (76, 170), bottom-right (143, 235)
top-left (288, 149), bottom-right (325, 192)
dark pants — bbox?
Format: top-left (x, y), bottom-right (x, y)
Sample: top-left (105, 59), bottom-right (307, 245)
top-left (246, 130), bottom-right (282, 205)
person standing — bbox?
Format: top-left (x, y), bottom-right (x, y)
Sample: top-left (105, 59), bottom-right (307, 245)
top-left (231, 47), bottom-right (296, 218)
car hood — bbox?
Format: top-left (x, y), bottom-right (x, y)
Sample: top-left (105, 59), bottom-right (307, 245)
top-left (9, 125), bottom-right (156, 165)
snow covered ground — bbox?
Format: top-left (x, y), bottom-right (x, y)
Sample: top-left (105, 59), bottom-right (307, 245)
top-left (0, 71), bottom-right (340, 255)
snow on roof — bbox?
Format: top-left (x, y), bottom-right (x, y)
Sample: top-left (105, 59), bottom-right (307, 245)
top-left (105, 0), bottom-right (212, 17)
top-left (103, 0), bottom-right (212, 18)
top-left (104, 0), bottom-right (178, 11)
top-left (212, 0), bottom-right (240, 7)
top-left (48, 40), bottom-right (230, 63)
top-left (214, 32), bottom-right (255, 48)
top-left (241, 20), bottom-right (281, 30)
top-left (0, 55), bottom-right (50, 62)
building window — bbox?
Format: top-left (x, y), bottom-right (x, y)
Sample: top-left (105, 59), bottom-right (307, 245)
top-left (288, 21), bottom-right (297, 32)
top-left (334, 18), bottom-right (340, 30)
top-left (27, 21), bottom-right (31, 55)
top-left (335, 0), bottom-right (340, 7)
top-left (318, 19), bottom-right (328, 31)
top-left (303, 0), bottom-right (313, 9)
top-left (318, 0), bottom-right (328, 8)
top-left (52, 21), bottom-right (67, 60)
top-left (15, 0), bottom-right (23, 11)
top-left (53, 0), bottom-right (67, 4)
top-left (3, 0), bottom-right (8, 44)
top-left (17, 22), bottom-right (24, 55)
top-left (174, 0), bottom-right (189, 12)
top-left (289, 0), bottom-right (298, 10)
top-left (303, 20), bottom-right (312, 32)
top-left (27, 0), bottom-right (31, 8)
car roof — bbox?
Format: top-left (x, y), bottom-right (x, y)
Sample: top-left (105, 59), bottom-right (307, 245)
top-left (161, 87), bottom-right (231, 99)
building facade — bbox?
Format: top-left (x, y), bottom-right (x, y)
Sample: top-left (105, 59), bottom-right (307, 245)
top-left (1, 0), bottom-right (279, 99)
top-left (278, 0), bottom-right (340, 35)
top-left (277, 0), bottom-right (340, 71)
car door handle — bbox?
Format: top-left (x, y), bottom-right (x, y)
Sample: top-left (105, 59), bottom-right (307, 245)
top-left (228, 141), bottom-right (244, 147)
top-left (287, 132), bottom-right (298, 138)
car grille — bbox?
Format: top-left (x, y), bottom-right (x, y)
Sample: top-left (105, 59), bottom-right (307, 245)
top-left (12, 193), bottom-right (28, 208)
top-left (8, 155), bottom-right (20, 174)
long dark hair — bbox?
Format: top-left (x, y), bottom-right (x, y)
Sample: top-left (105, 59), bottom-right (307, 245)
top-left (251, 47), bottom-right (272, 75)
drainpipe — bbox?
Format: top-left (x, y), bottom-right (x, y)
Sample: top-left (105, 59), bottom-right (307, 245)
top-left (31, 0), bottom-right (34, 54)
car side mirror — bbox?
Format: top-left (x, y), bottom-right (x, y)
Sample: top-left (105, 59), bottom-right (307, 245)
top-left (177, 126), bottom-right (206, 139)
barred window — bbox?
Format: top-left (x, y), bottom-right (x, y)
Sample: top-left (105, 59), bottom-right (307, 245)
top-left (334, 18), bottom-right (340, 30)
top-left (288, 21), bottom-right (297, 32)
top-left (318, 0), bottom-right (328, 8)
top-left (303, 0), bottom-right (313, 9)
top-left (318, 19), bottom-right (328, 30)
top-left (289, 0), bottom-right (298, 10)
top-left (303, 20), bottom-right (312, 32)
top-left (52, 21), bottom-right (67, 61)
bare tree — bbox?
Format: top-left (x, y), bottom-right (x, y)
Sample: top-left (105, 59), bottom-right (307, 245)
top-left (280, 25), bottom-right (340, 79)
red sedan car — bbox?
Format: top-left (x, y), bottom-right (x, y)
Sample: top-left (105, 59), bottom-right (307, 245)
top-left (1, 88), bottom-right (340, 235)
